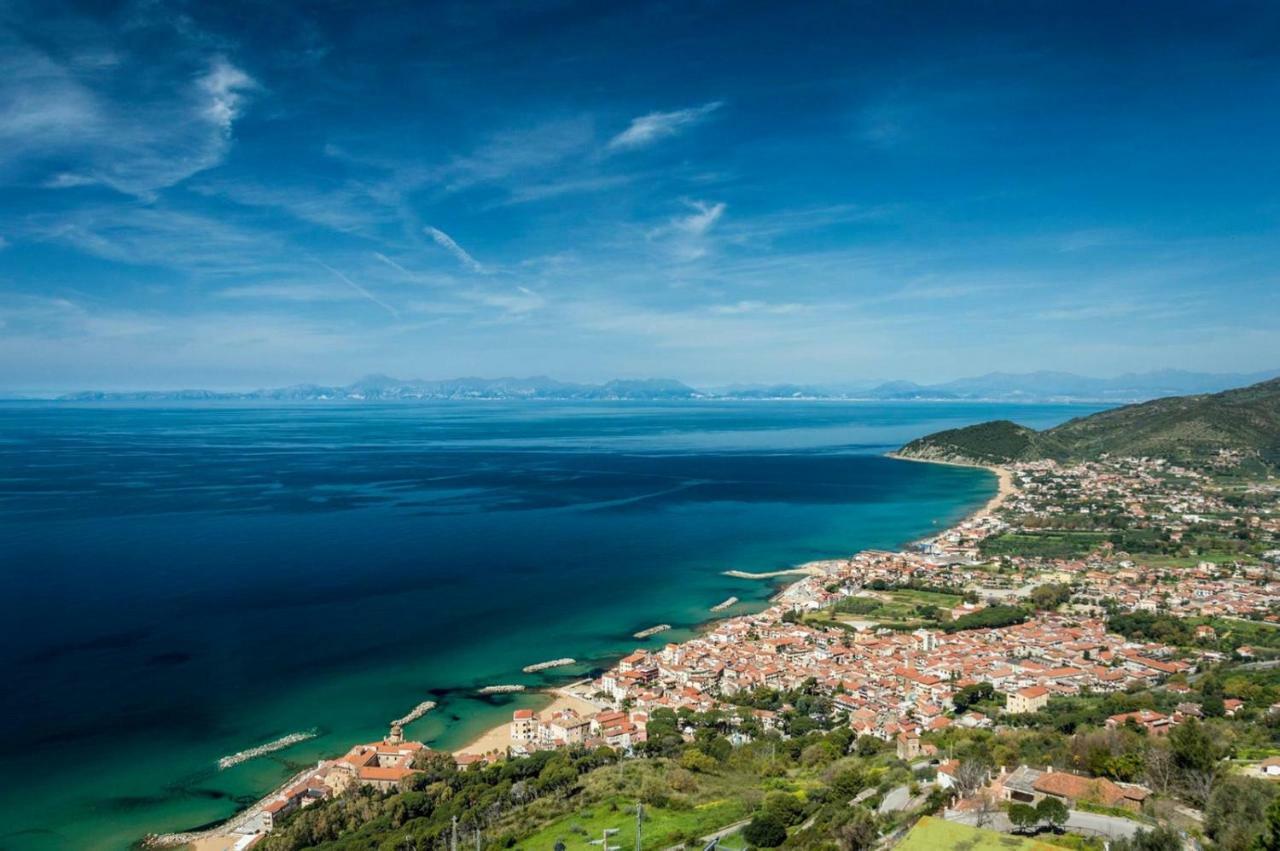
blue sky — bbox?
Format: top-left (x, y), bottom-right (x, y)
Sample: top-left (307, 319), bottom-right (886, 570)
top-left (1, 1), bottom-right (1278, 391)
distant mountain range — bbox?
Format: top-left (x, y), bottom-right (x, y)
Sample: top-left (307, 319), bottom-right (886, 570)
top-left (45, 368), bottom-right (1280, 403)
top-left (897, 376), bottom-right (1280, 469)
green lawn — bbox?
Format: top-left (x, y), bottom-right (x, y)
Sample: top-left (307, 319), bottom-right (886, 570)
top-left (980, 531), bottom-right (1108, 559)
top-left (896, 817), bottom-right (1065, 851)
top-left (828, 589), bottom-right (963, 625)
top-left (517, 796), bottom-right (746, 850)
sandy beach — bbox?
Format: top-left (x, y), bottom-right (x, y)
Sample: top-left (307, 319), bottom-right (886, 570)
top-left (887, 453), bottom-right (1014, 518)
top-left (454, 688), bottom-right (602, 757)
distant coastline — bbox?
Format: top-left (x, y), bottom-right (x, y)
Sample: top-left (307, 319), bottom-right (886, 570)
top-left (16, 366), bottom-right (1274, 405)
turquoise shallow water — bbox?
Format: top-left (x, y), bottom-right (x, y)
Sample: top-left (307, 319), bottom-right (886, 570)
top-left (0, 400), bottom-right (1101, 849)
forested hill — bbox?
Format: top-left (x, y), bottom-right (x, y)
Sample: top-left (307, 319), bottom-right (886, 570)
top-left (895, 376), bottom-right (1280, 468)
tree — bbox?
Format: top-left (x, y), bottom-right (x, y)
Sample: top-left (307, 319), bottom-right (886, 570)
top-left (1206, 774), bottom-right (1276, 851)
top-left (762, 792), bottom-right (805, 827)
top-left (1110, 826), bottom-right (1182, 851)
top-left (953, 682), bottom-right (995, 714)
top-left (1143, 743), bottom-right (1177, 795)
top-left (743, 812), bottom-right (788, 848)
top-left (855, 735), bottom-right (881, 757)
top-left (1030, 583), bottom-right (1072, 611)
top-left (1035, 797), bottom-right (1068, 832)
top-left (1259, 794), bottom-right (1280, 851)
top-left (679, 748), bottom-right (718, 774)
top-left (1169, 719), bottom-right (1221, 775)
top-left (972, 793), bottom-right (999, 829)
top-left (833, 807), bottom-right (878, 851)
top-left (1008, 803), bottom-right (1039, 833)
top-left (953, 761), bottom-right (989, 797)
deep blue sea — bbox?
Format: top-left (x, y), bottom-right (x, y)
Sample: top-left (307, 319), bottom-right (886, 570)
top-left (0, 400), bottom-right (1102, 849)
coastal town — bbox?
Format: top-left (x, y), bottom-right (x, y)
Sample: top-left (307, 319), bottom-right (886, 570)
top-left (170, 450), bottom-right (1280, 850)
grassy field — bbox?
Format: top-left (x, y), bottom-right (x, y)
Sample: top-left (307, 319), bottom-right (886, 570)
top-left (1136, 551), bottom-right (1253, 569)
top-left (980, 531), bottom-right (1108, 559)
top-left (518, 796), bottom-right (746, 850)
top-left (828, 589), bottom-right (963, 625)
top-left (896, 817), bottom-right (1066, 851)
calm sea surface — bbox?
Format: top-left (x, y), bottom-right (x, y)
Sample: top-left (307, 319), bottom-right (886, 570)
top-left (0, 400), bottom-right (1102, 849)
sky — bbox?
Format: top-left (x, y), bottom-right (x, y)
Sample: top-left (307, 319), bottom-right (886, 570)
top-left (1, 0), bottom-right (1278, 392)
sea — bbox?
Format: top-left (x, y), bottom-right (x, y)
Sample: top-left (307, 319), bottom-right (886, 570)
top-left (0, 400), bottom-right (1104, 850)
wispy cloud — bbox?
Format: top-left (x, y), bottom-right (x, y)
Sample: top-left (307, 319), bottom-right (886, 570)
top-left (497, 174), bottom-right (635, 206)
top-left (8, 44), bottom-right (260, 197)
top-left (191, 179), bottom-right (391, 233)
top-left (673, 200), bottom-right (725, 236)
top-left (425, 226), bottom-right (485, 273)
top-left (647, 199), bottom-right (726, 260)
top-left (470, 286), bottom-right (545, 315)
top-left (709, 300), bottom-right (807, 316)
top-left (607, 101), bottom-right (722, 151)
top-left (443, 118), bottom-right (595, 191)
top-left (24, 204), bottom-right (289, 277)
top-left (216, 283), bottom-right (358, 302)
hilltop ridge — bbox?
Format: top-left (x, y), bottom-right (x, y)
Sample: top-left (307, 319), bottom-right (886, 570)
top-left (897, 376), bottom-right (1280, 468)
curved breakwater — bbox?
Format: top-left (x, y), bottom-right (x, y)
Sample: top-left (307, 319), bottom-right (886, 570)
top-left (523, 658), bottom-right (576, 673)
top-left (478, 684), bottom-right (526, 695)
top-left (216, 730), bottom-right (318, 770)
top-left (392, 700), bottom-right (437, 728)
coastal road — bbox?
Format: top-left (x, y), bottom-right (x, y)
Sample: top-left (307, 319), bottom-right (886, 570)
top-left (947, 808), bottom-right (1143, 839)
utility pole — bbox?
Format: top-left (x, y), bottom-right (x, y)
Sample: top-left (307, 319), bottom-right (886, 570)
top-left (451, 816), bottom-right (458, 851)
top-left (635, 801), bottom-right (643, 851)
top-left (475, 826), bottom-right (482, 851)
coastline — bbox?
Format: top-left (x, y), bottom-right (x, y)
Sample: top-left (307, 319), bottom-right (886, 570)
top-left (157, 452), bottom-right (1008, 848)
top-left (886, 451), bottom-right (1013, 518)
top-left (450, 453), bottom-right (1011, 762)
top-left (452, 685), bottom-right (603, 758)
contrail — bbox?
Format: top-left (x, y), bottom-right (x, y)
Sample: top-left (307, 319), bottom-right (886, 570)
top-left (425, 226), bottom-right (485, 273)
top-left (315, 260), bottom-right (399, 318)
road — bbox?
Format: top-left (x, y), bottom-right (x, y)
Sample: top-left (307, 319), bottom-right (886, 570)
top-left (878, 785), bottom-right (911, 814)
top-left (664, 818), bottom-right (751, 851)
top-left (947, 807), bottom-right (1144, 839)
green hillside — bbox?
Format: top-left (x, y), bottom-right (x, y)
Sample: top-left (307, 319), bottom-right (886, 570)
top-left (897, 376), bottom-right (1280, 467)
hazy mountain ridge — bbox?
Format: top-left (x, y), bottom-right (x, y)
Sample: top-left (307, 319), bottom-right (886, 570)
top-left (897, 376), bottom-right (1280, 468)
top-left (46, 368), bottom-right (1279, 403)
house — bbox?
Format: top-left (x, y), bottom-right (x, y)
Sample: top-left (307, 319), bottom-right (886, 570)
top-left (897, 731), bottom-right (921, 761)
top-left (993, 765), bottom-right (1149, 812)
top-left (511, 709), bottom-right (538, 742)
top-left (1106, 710), bottom-right (1174, 735)
top-left (335, 740), bottom-right (424, 791)
top-left (1261, 756), bottom-right (1280, 778)
top-left (261, 797), bottom-right (292, 832)
top-left (1006, 686), bottom-right (1050, 714)
top-left (936, 759), bottom-right (964, 790)
top-left (543, 712), bottom-right (593, 745)
top-left (1032, 769), bottom-right (1149, 812)
top-left (995, 765), bottom-right (1044, 804)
